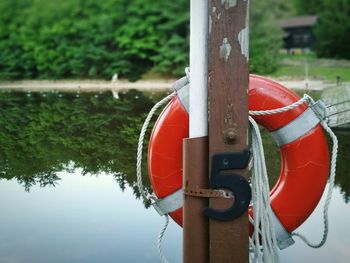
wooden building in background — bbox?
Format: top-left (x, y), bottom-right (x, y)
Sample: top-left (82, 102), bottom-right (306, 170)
top-left (281, 15), bottom-right (318, 53)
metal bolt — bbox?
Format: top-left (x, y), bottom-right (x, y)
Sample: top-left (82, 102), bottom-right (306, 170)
top-left (223, 127), bottom-right (238, 144)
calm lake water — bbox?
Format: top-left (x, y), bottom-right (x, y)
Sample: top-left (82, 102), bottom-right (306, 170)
top-left (0, 90), bottom-right (349, 263)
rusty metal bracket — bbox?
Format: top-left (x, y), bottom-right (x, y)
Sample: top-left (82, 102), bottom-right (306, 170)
top-left (184, 188), bottom-right (234, 199)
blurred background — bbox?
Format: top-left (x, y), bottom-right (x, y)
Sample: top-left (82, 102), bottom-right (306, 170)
top-left (0, 0), bottom-right (349, 82)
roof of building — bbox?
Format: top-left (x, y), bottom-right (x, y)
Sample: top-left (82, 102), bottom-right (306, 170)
top-left (281, 15), bottom-right (318, 29)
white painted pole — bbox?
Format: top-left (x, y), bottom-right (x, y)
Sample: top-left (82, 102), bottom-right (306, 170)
top-left (189, 0), bottom-right (209, 138)
top-left (184, 3), bottom-right (210, 262)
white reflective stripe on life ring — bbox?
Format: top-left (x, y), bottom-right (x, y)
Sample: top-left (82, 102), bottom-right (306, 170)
top-left (271, 210), bottom-right (295, 249)
top-left (152, 189), bottom-right (184, 216)
top-left (173, 76), bottom-right (189, 113)
top-left (271, 107), bottom-right (321, 146)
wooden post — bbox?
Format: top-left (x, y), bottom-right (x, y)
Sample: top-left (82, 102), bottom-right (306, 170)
top-left (208, 0), bottom-right (250, 262)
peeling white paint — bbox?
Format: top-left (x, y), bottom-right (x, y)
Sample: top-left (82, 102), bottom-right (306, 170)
top-left (217, 12), bottom-right (222, 20)
top-left (238, 27), bottom-right (249, 62)
top-left (220, 37), bottom-right (232, 61)
top-left (210, 6), bottom-right (216, 33)
top-left (245, 0), bottom-right (250, 27)
top-left (238, 0), bottom-right (250, 62)
top-left (209, 15), bottom-right (212, 34)
top-left (221, 0), bottom-right (237, 9)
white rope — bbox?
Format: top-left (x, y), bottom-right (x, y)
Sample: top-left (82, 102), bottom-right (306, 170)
top-left (248, 94), bottom-right (312, 263)
top-left (248, 93), bottom-right (338, 260)
top-left (291, 121), bottom-right (338, 248)
top-left (135, 91), bottom-right (176, 263)
top-left (136, 92), bottom-right (177, 201)
top-left (157, 214), bottom-right (170, 263)
top-left (249, 94), bottom-right (312, 116)
top-left (249, 116), bottom-right (279, 263)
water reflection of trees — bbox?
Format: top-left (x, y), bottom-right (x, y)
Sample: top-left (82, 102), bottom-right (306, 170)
top-left (0, 90), bottom-right (162, 200)
top-left (334, 131), bottom-right (350, 203)
top-left (0, 90), bottom-right (349, 205)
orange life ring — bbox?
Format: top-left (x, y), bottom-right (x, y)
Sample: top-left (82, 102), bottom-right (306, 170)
top-left (148, 75), bottom-right (329, 235)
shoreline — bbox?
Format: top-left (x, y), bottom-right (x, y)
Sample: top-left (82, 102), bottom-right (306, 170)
top-left (0, 78), bottom-right (345, 92)
top-left (0, 79), bottom-right (176, 93)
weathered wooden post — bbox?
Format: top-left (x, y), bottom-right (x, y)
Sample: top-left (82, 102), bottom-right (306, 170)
top-left (208, 0), bottom-right (250, 262)
top-left (184, 0), bottom-right (250, 262)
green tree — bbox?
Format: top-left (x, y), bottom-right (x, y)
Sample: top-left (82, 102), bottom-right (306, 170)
top-left (314, 0), bottom-right (350, 59)
top-left (0, 0), bottom-right (292, 80)
top-left (115, 0), bottom-right (189, 79)
top-left (262, 0), bottom-right (296, 19)
top-left (250, 0), bottom-right (283, 74)
top-left (294, 0), bottom-right (322, 15)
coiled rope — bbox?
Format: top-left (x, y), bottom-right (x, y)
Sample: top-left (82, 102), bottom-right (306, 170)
top-left (135, 92), bottom-right (338, 263)
top-left (249, 94), bottom-right (338, 254)
top-left (249, 116), bottom-right (279, 263)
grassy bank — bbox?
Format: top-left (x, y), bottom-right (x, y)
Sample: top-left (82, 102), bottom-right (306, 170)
top-left (269, 53), bottom-right (350, 81)
top-left (270, 65), bottom-right (350, 82)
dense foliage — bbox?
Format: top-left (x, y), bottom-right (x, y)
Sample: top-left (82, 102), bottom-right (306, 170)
top-left (0, 0), bottom-right (189, 80)
top-left (2, 0), bottom-right (347, 80)
top-left (0, 0), bottom-right (286, 80)
top-left (293, 0), bottom-right (350, 59)
top-left (314, 0), bottom-right (350, 59)
top-left (250, 0), bottom-right (287, 74)
top-left (294, 0), bottom-right (322, 15)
